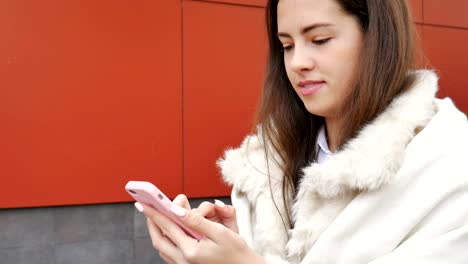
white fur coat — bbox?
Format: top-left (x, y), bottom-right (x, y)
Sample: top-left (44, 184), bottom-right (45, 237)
top-left (218, 70), bottom-right (468, 263)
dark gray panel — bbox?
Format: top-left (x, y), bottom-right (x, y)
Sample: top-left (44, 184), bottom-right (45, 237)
top-left (0, 246), bottom-right (55, 264)
top-left (55, 240), bottom-right (133, 264)
top-left (134, 238), bottom-right (165, 264)
top-left (0, 207), bottom-right (54, 248)
top-left (188, 198), bottom-right (206, 209)
top-left (134, 208), bottom-right (149, 239)
top-left (54, 203), bottom-right (133, 244)
top-left (189, 197), bottom-right (232, 209)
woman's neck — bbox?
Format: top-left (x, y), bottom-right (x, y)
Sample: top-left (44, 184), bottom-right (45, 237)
top-left (324, 117), bottom-right (344, 153)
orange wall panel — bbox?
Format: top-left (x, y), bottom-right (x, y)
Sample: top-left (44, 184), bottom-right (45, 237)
top-left (183, 1), bottom-right (267, 197)
top-left (424, 0), bottom-right (468, 29)
top-left (409, 0), bottom-right (423, 23)
top-left (0, 0), bottom-right (183, 208)
top-left (2, 0), bottom-right (467, 208)
top-left (190, 0), bottom-right (426, 15)
top-left (188, 0), bottom-right (266, 7)
top-left (415, 24), bottom-right (426, 68)
top-left (422, 25), bottom-right (468, 113)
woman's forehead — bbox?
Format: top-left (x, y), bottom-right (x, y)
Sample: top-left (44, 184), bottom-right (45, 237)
top-left (277, 0), bottom-right (346, 33)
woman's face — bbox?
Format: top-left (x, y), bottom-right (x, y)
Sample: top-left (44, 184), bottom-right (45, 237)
top-left (277, 0), bottom-right (364, 118)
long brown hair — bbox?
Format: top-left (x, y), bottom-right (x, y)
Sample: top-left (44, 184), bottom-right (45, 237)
top-left (255, 0), bottom-right (419, 229)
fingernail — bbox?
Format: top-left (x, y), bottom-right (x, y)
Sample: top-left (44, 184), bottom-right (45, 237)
top-left (170, 204), bottom-right (186, 217)
top-left (214, 199), bottom-right (226, 208)
top-left (134, 202), bottom-right (144, 213)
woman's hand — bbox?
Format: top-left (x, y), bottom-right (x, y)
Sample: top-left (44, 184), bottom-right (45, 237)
top-left (137, 201), bottom-right (264, 264)
top-left (166, 194), bottom-right (238, 232)
top-left (195, 200), bottom-right (239, 233)
top-left (137, 194), bottom-right (192, 263)
top-left (136, 194), bottom-right (239, 263)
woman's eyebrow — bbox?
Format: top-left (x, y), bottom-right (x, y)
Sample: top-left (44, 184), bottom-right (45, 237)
top-left (277, 23), bottom-right (333, 38)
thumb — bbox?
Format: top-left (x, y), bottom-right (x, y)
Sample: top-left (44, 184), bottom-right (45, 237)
top-left (170, 204), bottom-right (226, 244)
top-left (214, 200), bottom-right (238, 233)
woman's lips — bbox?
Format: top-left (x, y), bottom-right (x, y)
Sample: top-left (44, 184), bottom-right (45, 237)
top-left (298, 81), bottom-right (325, 96)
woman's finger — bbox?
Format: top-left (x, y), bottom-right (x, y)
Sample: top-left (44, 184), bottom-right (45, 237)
top-left (148, 219), bottom-right (190, 264)
top-left (173, 194), bottom-right (191, 210)
top-left (159, 252), bottom-right (175, 264)
top-left (196, 201), bottom-right (221, 222)
top-left (141, 202), bottom-right (200, 251)
top-left (170, 205), bottom-right (229, 245)
top-left (147, 218), bottom-right (179, 254)
top-left (214, 200), bottom-right (239, 233)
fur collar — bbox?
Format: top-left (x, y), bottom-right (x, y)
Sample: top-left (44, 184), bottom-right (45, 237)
top-left (219, 70), bottom-right (438, 199)
top-left (299, 71), bottom-right (438, 198)
top-left (218, 70), bottom-right (439, 261)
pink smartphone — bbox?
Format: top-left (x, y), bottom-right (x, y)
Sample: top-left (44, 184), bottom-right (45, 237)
top-left (125, 181), bottom-right (205, 240)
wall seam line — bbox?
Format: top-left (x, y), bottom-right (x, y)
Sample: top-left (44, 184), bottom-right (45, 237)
top-left (181, 0), bottom-right (186, 194)
top-left (422, 23), bottom-right (468, 31)
top-left (188, 0), bottom-right (264, 9)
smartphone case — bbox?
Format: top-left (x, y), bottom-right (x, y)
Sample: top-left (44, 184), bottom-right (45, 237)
top-left (125, 181), bottom-right (205, 240)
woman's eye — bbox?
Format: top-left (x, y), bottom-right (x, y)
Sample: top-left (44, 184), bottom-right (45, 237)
top-left (313, 38), bottom-right (331, 45)
top-left (282, 45), bottom-right (293, 52)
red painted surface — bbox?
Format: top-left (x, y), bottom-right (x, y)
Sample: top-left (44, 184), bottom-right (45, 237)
top-left (424, 0), bottom-right (468, 29)
top-left (1, 0), bottom-right (466, 208)
top-left (415, 24), bottom-right (425, 68)
top-left (183, 1), bottom-right (266, 197)
top-left (410, 0), bottom-right (423, 23)
top-left (423, 26), bottom-right (468, 113)
top-left (188, 0), bottom-right (266, 7)
top-left (0, 0), bottom-right (183, 208)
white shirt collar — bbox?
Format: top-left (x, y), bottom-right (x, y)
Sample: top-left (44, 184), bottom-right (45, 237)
top-left (316, 126), bottom-right (332, 163)
top-left (317, 126), bottom-right (332, 155)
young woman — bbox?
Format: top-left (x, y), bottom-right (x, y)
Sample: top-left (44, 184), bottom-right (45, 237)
top-left (136, 0), bottom-right (468, 263)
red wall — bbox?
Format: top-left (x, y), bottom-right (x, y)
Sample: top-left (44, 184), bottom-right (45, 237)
top-left (183, 1), bottom-right (266, 197)
top-left (1, 0), bottom-right (466, 208)
top-left (418, 0), bottom-right (468, 109)
top-left (1, 0), bottom-right (184, 207)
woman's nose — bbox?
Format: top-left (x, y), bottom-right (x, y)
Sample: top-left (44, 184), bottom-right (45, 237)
top-left (290, 46), bottom-right (315, 73)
